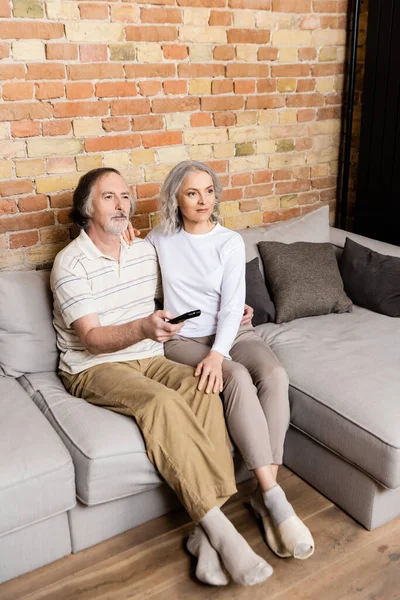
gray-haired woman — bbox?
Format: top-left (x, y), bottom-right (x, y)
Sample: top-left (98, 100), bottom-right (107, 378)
top-left (126, 161), bottom-right (314, 584)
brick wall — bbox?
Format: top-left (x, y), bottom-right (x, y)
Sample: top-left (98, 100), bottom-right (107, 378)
top-left (0, 0), bottom-right (348, 271)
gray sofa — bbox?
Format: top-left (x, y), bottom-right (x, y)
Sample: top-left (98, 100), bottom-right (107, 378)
top-left (1, 217), bottom-right (399, 583)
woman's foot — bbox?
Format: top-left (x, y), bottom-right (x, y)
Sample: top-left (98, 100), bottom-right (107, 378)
top-left (200, 507), bottom-right (273, 586)
top-left (187, 526), bottom-right (229, 586)
top-left (251, 486), bottom-right (314, 560)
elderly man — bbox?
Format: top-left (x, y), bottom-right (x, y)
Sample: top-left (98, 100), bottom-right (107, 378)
top-left (51, 168), bottom-right (271, 588)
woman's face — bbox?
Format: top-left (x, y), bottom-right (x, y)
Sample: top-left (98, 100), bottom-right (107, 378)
top-left (177, 170), bottom-right (216, 226)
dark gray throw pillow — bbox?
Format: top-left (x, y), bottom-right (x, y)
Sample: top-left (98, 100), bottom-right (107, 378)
top-left (258, 241), bottom-right (352, 324)
top-left (245, 257), bottom-right (275, 326)
top-left (339, 237), bottom-right (400, 317)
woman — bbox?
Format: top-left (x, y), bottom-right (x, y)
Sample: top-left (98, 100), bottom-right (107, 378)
top-left (126, 161), bottom-right (314, 577)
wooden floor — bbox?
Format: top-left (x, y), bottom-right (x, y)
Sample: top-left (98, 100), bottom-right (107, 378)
top-left (2, 468), bottom-right (400, 600)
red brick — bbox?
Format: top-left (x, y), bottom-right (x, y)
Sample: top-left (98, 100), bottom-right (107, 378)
top-left (213, 46), bottom-right (235, 61)
top-left (53, 101), bottom-right (109, 118)
top-left (0, 199), bottom-right (17, 216)
top-left (162, 45), bottom-right (188, 60)
top-left (299, 47), bottom-right (317, 61)
top-left (219, 175), bottom-right (229, 187)
top-left (57, 209), bottom-right (73, 225)
top-left (140, 7), bottom-right (181, 22)
top-left (229, 0), bottom-right (271, 7)
top-left (287, 93), bottom-right (324, 108)
top-left (220, 187), bottom-right (243, 202)
top-left (275, 180), bottom-right (311, 194)
top-left (325, 93), bottom-right (342, 105)
top-left (209, 10), bottom-right (232, 26)
top-left (26, 64), bottom-right (65, 80)
top-left (152, 97), bottom-right (199, 113)
top-left (79, 3), bottom-right (109, 19)
top-left (136, 199), bottom-right (159, 214)
top-left (0, 102), bottom-right (52, 121)
top-left (228, 29), bottom-right (270, 44)
top-left (191, 113), bottom-right (213, 127)
top-left (313, 1), bottom-right (347, 12)
top-left (132, 114), bottom-right (164, 131)
top-left (258, 47), bottom-right (278, 61)
top-left (126, 26), bottom-right (177, 41)
top-left (66, 82), bottom-right (94, 100)
top-left (110, 98), bottom-right (151, 116)
top-left (234, 80), bottom-right (255, 94)
top-left (2, 83), bottom-right (33, 101)
top-left (212, 79), bottom-right (233, 95)
top-left (102, 117), bottom-right (131, 132)
top-left (35, 82), bottom-right (64, 100)
top-left (138, 81), bottom-right (162, 96)
top-left (201, 96), bottom-right (244, 111)
top-left (0, 65), bottom-right (25, 80)
top-left (50, 192), bottom-right (73, 209)
top-left (67, 64), bottom-right (124, 80)
top-left (40, 227), bottom-right (69, 245)
top-left (0, 0), bottom-right (11, 17)
top-left (297, 191), bottom-right (319, 205)
top-left (295, 137), bottom-right (312, 151)
top-left (0, 212), bottom-right (55, 235)
top-left (163, 80), bottom-right (187, 95)
top-left (0, 42), bottom-right (9, 59)
top-left (125, 64), bottom-right (175, 79)
top-left (213, 111), bottom-right (236, 127)
top-left (246, 95), bottom-right (285, 109)
top-left (297, 79), bottom-right (315, 92)
top-left (177, 0), bottom-right (226, 5)
top-left (43, 120), bottom-right (72, 136)
top-left (178, 64), bottom-right (225, 78)
top-left (253, 170), bottom-right (273, 184)
top-left (231, 172), bottom-right (251, 186)
top-left (273, 169), bottom-right (292, 181)
top-left (272, 0), bottom-right (311, 12)
top-left (0, 21), bottom-right (64, 40)
top-left (271, 64), bottom-right (310, 77)
top-left (18, 194), bottom-right (48, 212)
top-left (204, 159), bottom-right (227, 173)
top-left (46, 43), bottom-right (78, 61)
top-left (80, 44), bottom-right (108, 63)
top-left (226, 64), bottom-right (269, 78)
top-left (137, 183), bottom-right (160, 199)
top-left (96, 81), bottom-right (137, 98)
top-left (131, 214), bottom-right (150, 230)
top-left (240, 199), bottom-right (259, 212)
top-left (262, 207), bottom-right (301, 224)
top-left (85, 133), bottom-right (141, 152)
top-left (297, 108), bottom-right (315, 122)
top-left (10, 230), bottom-right (39, 249)
top-left (245, 183), bottom-right (274, 198)
top-left (0, 180), bottom-right (33, 197)
top-left (317, 106), bottom-right (341, 120)
top-left (312, 63), bottom-right (343, 77)
top-left (257, 79), bottom-right (277, 93)
top-left (311, 176), bottom-right (337, 190)
top-left (142, 131), bottom-right (182, 148)
top-left (11, 120), bottom-right (40, 138)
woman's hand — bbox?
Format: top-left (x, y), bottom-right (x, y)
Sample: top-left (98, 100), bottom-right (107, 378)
top-left (240, 303), bottom-right (254, 326)
top-left (121, 222), bottom-right (141, 246)
top-left (195, 351), bottom-right (224, 394)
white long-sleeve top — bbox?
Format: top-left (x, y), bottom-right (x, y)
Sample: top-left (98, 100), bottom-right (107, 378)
top-left (147, 224), bottom-right (246, 359)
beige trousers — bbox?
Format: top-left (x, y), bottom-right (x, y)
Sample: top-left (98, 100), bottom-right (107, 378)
top-left (165, 326), bottom-right (290, 470)
top-left (60, 355), bottom-right (237, 523)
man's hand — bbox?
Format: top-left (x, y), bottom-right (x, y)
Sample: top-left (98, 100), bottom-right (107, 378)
top-left (195, 351), bottom-right (224, 394)
top-left (240, 303), bottom-right (254, 326)
top-left (121, 222), bottom-right (141, 246)
top-left (141, 310), bottom-right (184, 343)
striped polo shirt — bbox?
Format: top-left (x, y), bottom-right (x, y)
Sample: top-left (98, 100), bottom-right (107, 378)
top-left (51, 229), bottom-right (163, 374)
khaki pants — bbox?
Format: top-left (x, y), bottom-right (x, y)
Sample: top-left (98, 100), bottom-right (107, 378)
top-left (60, 356), bottom-right (237, 523)
top-left (165, 326), bottom-right (290, 470)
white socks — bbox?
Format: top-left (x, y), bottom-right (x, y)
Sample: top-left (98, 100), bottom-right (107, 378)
top-left (262, 484), bottom-right (294, 526)
top-left (187, 526), bottom-right (229, 586)
top-left (200, 507), bottom-right (273, 586)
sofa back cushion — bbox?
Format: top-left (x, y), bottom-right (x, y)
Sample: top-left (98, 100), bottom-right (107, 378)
top-left (0, 271), bottom-right (58, 377)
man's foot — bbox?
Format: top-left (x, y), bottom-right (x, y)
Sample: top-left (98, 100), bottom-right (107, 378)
top-left (187, 526), bottom-right (229, 586)
top-left (200, 507), bottom-right (273, 586)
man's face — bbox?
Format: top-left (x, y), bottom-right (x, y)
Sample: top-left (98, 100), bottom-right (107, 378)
top-left (90, 172), bottom-right (132, 236)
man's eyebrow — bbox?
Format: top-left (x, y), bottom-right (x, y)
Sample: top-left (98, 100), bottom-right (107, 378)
top-left (101, 191), bottom-right (130, 195)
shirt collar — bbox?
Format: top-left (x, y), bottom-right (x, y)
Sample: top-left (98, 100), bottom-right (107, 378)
top-left (76, 229), bottom-right (129, 262)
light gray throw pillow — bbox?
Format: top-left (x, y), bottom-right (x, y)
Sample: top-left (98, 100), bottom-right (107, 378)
top-left (258, 241), bottom-right (352, 324)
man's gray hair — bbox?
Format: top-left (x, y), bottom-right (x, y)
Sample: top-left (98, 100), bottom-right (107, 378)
top-left (159, 161), bottom-right (222, 234)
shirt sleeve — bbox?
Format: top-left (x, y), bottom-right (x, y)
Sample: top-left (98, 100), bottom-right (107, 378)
top-left (211, 235), bottom-right (246, 359)
top-left (146, 229), bottom-right (163, 305)
top-left (51, 258), bottom-right (97, 328)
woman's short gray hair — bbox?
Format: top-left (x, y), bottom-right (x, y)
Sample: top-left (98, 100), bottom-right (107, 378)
top-left (159, 161), bottom-right (222, 234)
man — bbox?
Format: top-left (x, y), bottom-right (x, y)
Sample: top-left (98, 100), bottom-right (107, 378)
top-left (51, 168), bottom-right (272, 587)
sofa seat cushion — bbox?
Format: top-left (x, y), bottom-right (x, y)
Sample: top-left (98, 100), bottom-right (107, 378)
top-left (0, 378), bottom-right (75, 537)
top-left (256, 305), bottom-right (400, 490)
top-left (19, 372), bottom-right (165, 506)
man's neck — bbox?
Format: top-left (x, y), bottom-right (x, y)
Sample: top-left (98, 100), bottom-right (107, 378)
top-left (87, 228), bottom-right (121, 261)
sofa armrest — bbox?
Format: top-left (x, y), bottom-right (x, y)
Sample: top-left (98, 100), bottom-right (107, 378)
top-left (330, 227), bottom-right (400, 258)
